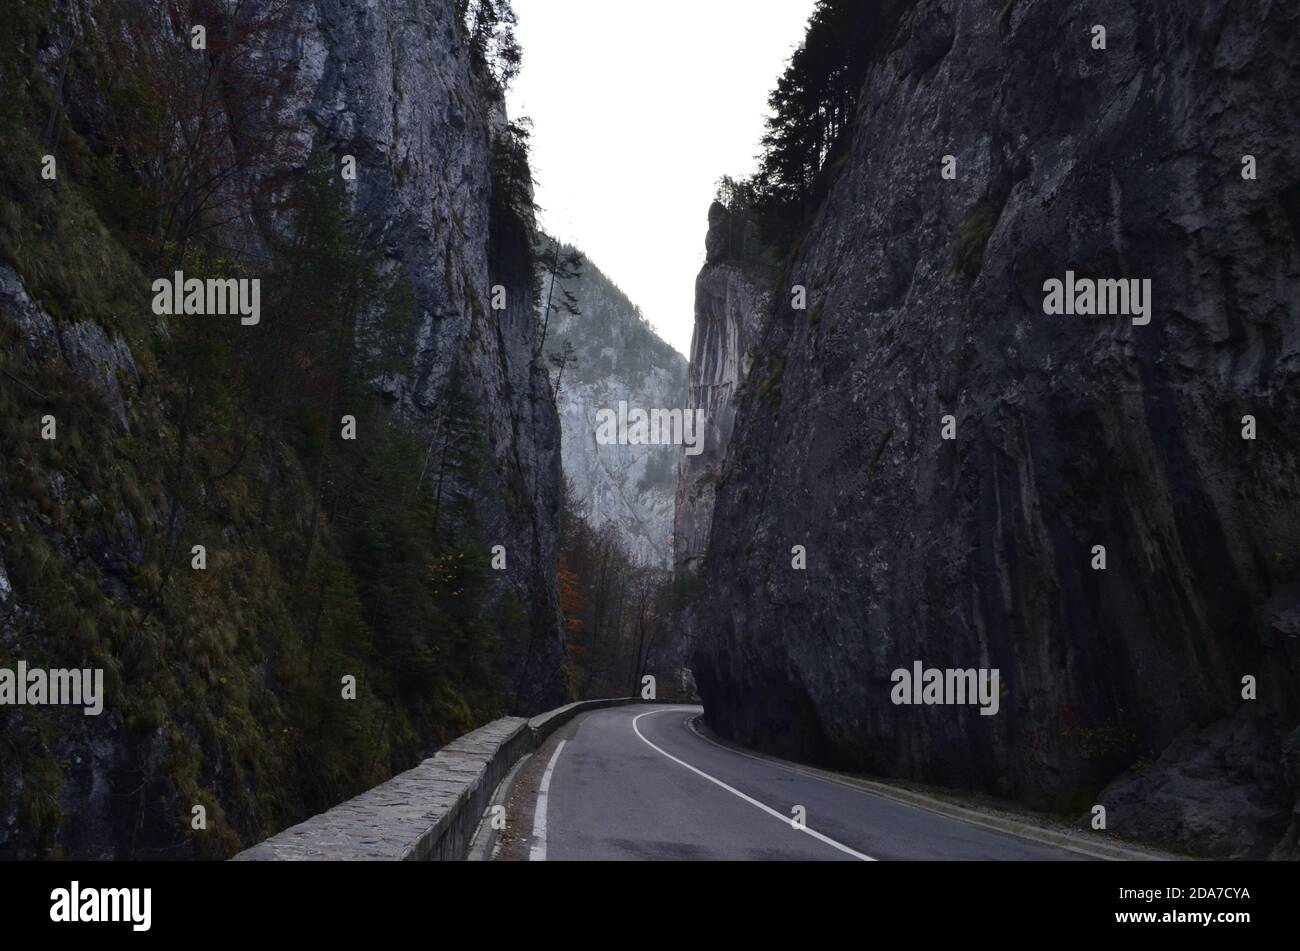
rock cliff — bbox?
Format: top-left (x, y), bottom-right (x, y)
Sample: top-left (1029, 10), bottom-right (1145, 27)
top-left (0, 0), bottom-right (563, 857)
top-left (691, 0), bottom-right (1300, 857)
top-left (673, 201), bottom-right (767, 576)
top-left (268, 0), bottom-right (566, 713)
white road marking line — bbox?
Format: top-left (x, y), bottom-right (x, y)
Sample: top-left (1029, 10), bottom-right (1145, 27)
top-left (683, 715), bottom-right (1126, 862)
top-left (631, 709), bottom-right (875, 861)
top-left (528, 739), bottom-right (567, 862)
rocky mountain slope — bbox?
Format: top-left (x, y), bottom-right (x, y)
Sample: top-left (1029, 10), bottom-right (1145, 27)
top-left (546, 248), bottom-right (686, 568)
top-left (691, 0), bottom-right (1300, 858)
top-left (0, 0), bottom-right (562, 858)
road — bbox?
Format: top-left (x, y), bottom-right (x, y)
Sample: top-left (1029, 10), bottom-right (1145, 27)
top-left (495, 704), bottom-right (1091, 861)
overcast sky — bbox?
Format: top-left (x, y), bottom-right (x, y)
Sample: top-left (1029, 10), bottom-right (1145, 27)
top-left (506, 0), bottom-right (818, 356)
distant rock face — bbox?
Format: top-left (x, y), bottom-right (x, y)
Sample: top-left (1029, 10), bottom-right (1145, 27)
top-left (692, 0), bottom-right (1300, 857)
top-left (547, 252), bottom-right (687, 568)
top-left (673, 203), bottom-right (767, 575)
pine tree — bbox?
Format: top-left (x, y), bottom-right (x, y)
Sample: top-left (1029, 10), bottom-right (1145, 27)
top-left (746, 0), bottom-right (916, 252)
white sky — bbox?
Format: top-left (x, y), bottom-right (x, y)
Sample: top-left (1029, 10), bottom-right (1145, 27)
top-left (506, 0), bottom-right (818, 356)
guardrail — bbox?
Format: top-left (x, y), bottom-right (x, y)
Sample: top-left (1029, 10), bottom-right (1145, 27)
top-left (233, 698), bottom-right (643, 861)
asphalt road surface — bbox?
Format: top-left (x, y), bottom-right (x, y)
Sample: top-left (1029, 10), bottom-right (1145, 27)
top-left (498, 704), bottom-right (1089, 861)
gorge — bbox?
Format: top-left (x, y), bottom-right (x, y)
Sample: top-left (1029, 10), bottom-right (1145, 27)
top-left (0, 0), bottom-right (1296, 865)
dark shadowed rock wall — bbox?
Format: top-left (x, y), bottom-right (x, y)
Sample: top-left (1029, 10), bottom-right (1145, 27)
top-left (691, 0), bottom-right (1300, 857)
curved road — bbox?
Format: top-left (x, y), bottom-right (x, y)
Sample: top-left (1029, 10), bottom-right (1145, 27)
top-left (497, 704), bottom-right (1089, 861)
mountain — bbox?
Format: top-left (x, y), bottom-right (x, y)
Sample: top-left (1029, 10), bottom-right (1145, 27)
top-left (0, 0), bottom-right (562, 858)
top-left (545, 246), bottom-right (687, 569)
top-left (688, 0), bottom-right (1300, 858)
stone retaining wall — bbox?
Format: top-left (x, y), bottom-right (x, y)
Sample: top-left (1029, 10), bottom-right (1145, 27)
top-left (234, 698), bottom-right (641, 861)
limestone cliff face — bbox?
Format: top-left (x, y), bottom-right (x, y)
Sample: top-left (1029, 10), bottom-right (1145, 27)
top-left (692, 0), bottom-right (1300, 857)
top-left (0, 0), bottom-right (563, 858)
top-left (547, 252), bottom-right (686, 568)
top-left (268, 0), bottom-right (565, 713)
top-left (673, 203), bottom-right (767, 575)
top-left (52, 0), bottom-right (565, 708)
